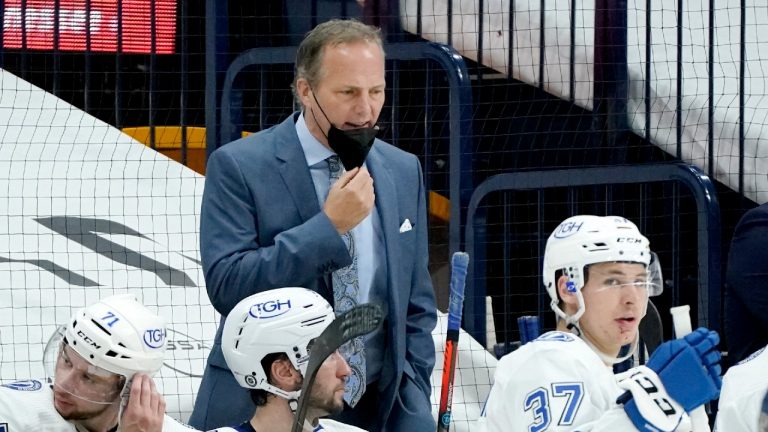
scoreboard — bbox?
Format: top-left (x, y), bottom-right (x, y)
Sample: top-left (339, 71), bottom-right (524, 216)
top-left (2, 0), bottom-right (176, 53)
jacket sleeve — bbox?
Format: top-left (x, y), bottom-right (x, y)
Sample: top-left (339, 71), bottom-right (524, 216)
top-left (200, 147), bottom-right (350, 315)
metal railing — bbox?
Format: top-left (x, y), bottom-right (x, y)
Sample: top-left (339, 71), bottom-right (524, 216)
top-left (211, 41), bottom-right (474, 256)
top-left (463, 163), bottom-right (721, 347)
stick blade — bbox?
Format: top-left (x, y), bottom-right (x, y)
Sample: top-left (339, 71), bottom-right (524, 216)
top-left (639, 299), bottom-right (663, 355)
top-left (291, 303), bottom-right (384, 432)
top-left (339, 303), bottom-right (385, 342)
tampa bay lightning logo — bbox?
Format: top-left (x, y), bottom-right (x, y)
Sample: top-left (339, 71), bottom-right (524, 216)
top-left (536, 331), bottom-right (575, 342)
top-left (440, 413), bottom-right (452, 426)
top-left (1, 379), bottom-right (42, 391)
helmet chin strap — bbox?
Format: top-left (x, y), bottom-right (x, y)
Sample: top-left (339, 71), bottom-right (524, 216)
top-left (288, 397), bottom-right (299, 414)
top-left (261, 382), bottom-right (302, 412)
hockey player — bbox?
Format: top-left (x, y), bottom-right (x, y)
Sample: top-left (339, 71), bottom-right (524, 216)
top-left (0, 293), bottom-right (198, 431)
top-left (208, 287), bottom-right (366, 432)
top-left (715, 344), bottom-right (768, 431)
top-left (479, 215), bottom-right (722, 432)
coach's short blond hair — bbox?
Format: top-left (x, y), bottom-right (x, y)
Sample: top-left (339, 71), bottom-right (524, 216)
top-left (292, 19), bottom-right (384, 103)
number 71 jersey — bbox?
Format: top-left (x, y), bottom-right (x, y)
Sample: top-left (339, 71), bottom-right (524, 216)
top-left (478, 331), bottom-right (684, 432)
top-left (0, 379), bottom-right (201, 432)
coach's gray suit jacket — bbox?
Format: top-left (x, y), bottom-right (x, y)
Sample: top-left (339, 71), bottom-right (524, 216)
top-left (189, 113), bottom-right (437, 431)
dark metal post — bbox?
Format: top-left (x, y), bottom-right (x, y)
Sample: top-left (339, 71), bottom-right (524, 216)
top-left (569, 0), bottom-right (576, 102)
top-left (477, 0), bottom-right (484, 83)
top-left (20, 0), bottom-right (27, 78)
top-left (644, 0), bottom-right (651, 144)
top-left (739, 0), bottom-right (746, 203)
top-left (507, 0), bottom-right (515, 79)
top-left (85, 0), bottom-right (91, 112)
top-left (205, 0), bottom-right (230, 157)
top-left (538, 0), bottom-right (545, 89)
top-left (676, 0), bottom-right (683, 159)
top-left (708, 0), bottom-right (715, 179)
top-left (53, 0), bottom-right (60, 96)
top-left (115, 0), bottom-right (123, 128)
top-left (149, 0), bottom-right (157, 149)
top-left (180, 0), bottom-right (188, 165)
top-left (593, 0), bottom-right (629, 162)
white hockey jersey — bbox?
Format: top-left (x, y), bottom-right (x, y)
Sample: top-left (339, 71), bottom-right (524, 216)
top-left (715, 345), bottom-right (768, 432)
top-left (0, 379), bottom-right (199, 432)
top-left (478, 331), bottom-right (691, 431)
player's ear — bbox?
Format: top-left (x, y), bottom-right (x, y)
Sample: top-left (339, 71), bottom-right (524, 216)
top-left (271, 357), bottom-right (302, 389)
top-left (557, 275), bottom-right (579, 308)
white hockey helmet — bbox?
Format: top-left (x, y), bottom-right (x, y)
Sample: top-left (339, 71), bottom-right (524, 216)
top-left (543, 215), bottom-right (657, 325)
top-left (61, 293), bottom-right (167, 378)
top-left (222, 287), bottom-right (335, 401)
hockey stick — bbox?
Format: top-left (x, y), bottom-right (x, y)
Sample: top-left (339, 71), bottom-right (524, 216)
top-left (437, 252), bottom-right (470, 432)
top-left (670, 305), bottom-right (710, 432)
top-left (638, 299), bottom-right (663, 359)
top-left (517, 315), bottom-right (540, 345)
top-left (291, 303), bottom-right (384, 432)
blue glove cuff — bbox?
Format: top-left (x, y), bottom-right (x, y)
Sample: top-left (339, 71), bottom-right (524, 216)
top-left (622, 395), bottom-right (681, 432)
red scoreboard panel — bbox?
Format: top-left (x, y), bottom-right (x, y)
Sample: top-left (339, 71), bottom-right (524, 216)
top-left (3, 0), bottom-right (176, 54)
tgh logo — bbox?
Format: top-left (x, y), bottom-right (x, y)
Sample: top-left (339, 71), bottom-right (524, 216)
top-left (144, 328), bottom-right (167, 349)
top-left (553, 220), bottom-right (584, 239)
top-left (249, 299), bottom-right (292, 319)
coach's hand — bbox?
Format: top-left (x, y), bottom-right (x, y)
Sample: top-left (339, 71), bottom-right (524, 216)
top-left (324, 167), bottom-right (375, 234)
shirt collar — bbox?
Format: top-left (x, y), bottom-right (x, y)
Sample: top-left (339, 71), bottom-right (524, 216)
top-left (296, 111), bottom-right (334, 167)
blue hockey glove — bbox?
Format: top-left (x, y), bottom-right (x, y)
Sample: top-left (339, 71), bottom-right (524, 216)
top-left (646, 327), bottom-right (722, 411)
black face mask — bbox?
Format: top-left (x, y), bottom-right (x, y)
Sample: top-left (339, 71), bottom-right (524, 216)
top-left (310, 91), bottom-right (378, 170)
top-left (326, 125), bottom-right (378, 169)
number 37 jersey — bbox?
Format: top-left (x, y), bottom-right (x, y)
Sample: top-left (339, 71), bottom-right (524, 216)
top-left (478, 331), bottom-right (688, 432)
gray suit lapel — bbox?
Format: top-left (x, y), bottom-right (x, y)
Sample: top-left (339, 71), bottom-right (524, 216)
top-left (274, 113), bottom-right (321, 222)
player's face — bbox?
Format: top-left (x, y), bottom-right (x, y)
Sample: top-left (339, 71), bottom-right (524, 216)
top-left (579, 262), bottom-right (648, 357)
top-left (53, 344), bottom-right (122, 420)
top-left (300, 40), bottom-right (386, 147)
top-left (307, 350), bottom-right (352, 416)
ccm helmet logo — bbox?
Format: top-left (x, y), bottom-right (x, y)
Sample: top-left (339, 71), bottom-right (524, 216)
top-left (553, 221), bottom-right (584, 239)
top-left (617, 237), bottom-right (643, 244)
top-left (76, 330), bottom-right (102, 350)
top-left (144, 329), bottom-right (167, 349)
top-left (249, 299), bottom-right (292, 319)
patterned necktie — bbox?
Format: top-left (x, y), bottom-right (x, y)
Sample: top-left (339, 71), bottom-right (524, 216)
top-left (327, 155), bottom-right (366, 407)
